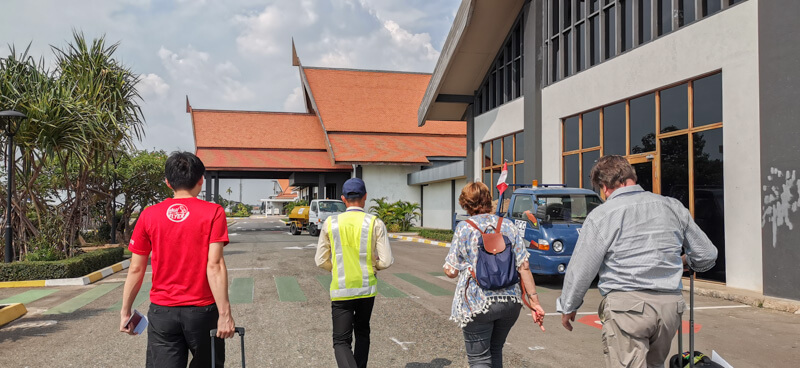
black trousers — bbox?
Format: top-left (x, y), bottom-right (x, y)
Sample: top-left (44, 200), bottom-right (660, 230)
top-left (146, 303), bottom-right (225, 368)
top-left (331, 297), bottom-right (375, 368)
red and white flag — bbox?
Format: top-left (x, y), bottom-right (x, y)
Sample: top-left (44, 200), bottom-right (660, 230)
top-left (496, 162), bottom-right (508, 196)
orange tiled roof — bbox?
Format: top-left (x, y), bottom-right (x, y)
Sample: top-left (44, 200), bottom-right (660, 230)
top-left (197, 148), bottom-right (350, 171)
top-left (328, 133), bottom-right (466, 164)
top-left (192, 110), bottom-right (327, 150)
top-left (276, 179), bottom-right (290, 193)
top-left (303, 68), bottom-right (465, 135)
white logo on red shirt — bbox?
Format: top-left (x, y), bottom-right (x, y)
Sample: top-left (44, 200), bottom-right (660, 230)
top-left (166, 203), bottom-right (190, 223)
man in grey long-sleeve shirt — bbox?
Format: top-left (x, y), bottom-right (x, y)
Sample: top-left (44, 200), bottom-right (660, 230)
top-left (556, 155), bottom-right (717, 368)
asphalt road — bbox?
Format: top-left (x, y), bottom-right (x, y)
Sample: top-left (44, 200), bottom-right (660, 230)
top-left (1, 216), bottom-right (798, 367)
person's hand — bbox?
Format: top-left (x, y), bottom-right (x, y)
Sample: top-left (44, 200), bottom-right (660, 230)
top-left (443, 264), bottom-right (459, 278)
top-left (216, 314), bottom-right (235, 339)
top-left (526, 294), bottom-right (546, 331)
top-left (561, 311), bottom-right (577, 331)
top-left (119, 311), bottom-right (135, 335)
top-left (682, 254), bottom-right (690, 272)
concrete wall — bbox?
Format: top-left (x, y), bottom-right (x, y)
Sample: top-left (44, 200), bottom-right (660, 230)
top-left (473, 97), bottom-right (525, 182)
top-left (361, 165), bottom-right (422, 207)
top-left (421, 179), bottom-right (467, 230)
top-left (758, 0), bottom-right (800, 300)
top-left (539, 1), bottom-right (762, 292)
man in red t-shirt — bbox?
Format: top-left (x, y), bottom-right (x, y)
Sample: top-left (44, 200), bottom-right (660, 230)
top-left (119, 152), bottom-right (235, 367)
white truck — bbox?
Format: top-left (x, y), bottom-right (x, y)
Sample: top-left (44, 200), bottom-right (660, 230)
top-left (287, 199), bottom-right (347, 236)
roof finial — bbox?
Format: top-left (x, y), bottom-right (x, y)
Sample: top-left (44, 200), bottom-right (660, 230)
top-left (292, 37), bottom-right (301, 67)
top-left (185, 95), bottom-right (192, 113)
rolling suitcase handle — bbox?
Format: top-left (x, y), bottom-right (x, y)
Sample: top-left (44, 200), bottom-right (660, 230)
top-left (210, 327), bottom-right (245, 368)
top-left (676, 273), bottom-right (696, 368)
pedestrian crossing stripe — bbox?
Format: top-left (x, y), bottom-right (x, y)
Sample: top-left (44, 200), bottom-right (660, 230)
top-left (274, 276), bottom-right (307, 302)
top-left (0, 289), bottom-right (59, 305)
top-left (0, 272), bottom-right (453, 313)
top-left (108, 282), bottom-right (152, 311)
top-left (44, 283), bottom-right (122, 315)
top-left (315, 275), bottom-right (408, 299)
top-left (230, 278), bottom-right (255, 304)
top-left (394, 273), bottom-right (452, 296)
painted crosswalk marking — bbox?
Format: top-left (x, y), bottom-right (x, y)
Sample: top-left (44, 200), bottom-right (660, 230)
top-left (394, 273), bottom-right (452, 296)
top-left (0, 289), bottom-right (59, 305)
top-left (44, 283), bottom-right (122, 315)
top-left (108, 282), bottom-right (152, 311)
top-left (275, 277), bottom-right (307, 302)
top-left (230, 278), bottom-right (255, 304)
top-left (316, 274), bottom-right (408, 298)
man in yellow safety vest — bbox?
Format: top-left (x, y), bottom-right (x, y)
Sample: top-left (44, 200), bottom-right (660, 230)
top-left (315, 178), bottom-right (394, 368)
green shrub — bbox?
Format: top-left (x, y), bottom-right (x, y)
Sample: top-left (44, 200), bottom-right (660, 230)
top-left (369, 197), bottom-right (421, 232)
top-left (0, 247), bottom-right (124, 281)
top-left (25, 244), bottom-right (65, 262)
top-left (231, 203), bottom-right (252, 218)
top-left (418, 228), bottom-right (455, 243)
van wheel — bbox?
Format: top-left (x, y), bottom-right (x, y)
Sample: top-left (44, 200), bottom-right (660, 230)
top-left (290, 223), bottom-right (301, 235)
top-left (308, 224), bottom-right (320, 237)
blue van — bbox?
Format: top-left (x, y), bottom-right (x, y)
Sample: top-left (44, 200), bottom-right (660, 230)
top-left (499, 184), bottom-right (603, 275)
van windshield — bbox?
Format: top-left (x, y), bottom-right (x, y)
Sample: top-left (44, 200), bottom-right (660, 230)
top-left (318, 201), bottom-right (346, 213)
top-left (537, 194), bottom-right (603, 224)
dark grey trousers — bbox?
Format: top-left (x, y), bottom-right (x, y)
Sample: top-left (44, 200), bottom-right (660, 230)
top-left (461, 301), bottom-right (522, 368)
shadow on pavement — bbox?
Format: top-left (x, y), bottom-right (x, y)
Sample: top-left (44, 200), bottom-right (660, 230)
top-left (405, 358), bottom-right (453, 368)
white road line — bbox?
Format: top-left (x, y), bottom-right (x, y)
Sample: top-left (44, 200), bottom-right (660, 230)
top-left (390, 337), bottom-right (415, 351)
top-left (528, 346), bottom-right (546, 351)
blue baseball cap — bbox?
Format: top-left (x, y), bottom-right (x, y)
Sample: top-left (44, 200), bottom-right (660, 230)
top-left (342, 178), bottom-right (367, 199)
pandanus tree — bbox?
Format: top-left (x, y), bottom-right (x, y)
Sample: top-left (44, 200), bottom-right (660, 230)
top-left (0, 32), bottom-right (145, 260)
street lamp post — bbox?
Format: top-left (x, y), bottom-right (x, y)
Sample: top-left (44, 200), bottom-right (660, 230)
top-left (110, 152), bottom-right (119, 245)
top-left (1, 110), bottom-right (27, 263)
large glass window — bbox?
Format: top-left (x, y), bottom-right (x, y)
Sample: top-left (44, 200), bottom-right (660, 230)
top-left (545, 0), bottom-right (746, 85)
top-left (680, 0), bottom-right (696, 26)
top-left (639, 0), bottom-right (652, 43)
top-left (630, 93), bottom-right (656, 154)
top-left (476, 13), bottom-right (524, 115)
top-left (693, 128), bottom-right (725, 280)
top-left (561, 72), bottom-right (723, 216)
top-left (603, 102), bottom-right (627, 156)
top-left (693, 73), bottom-right (723, 127)
top-left (660, 83), bottom-right (689, 132)
top-left (482, 132), bottom-right (525, 198)
top-left (622, 0), bottom-right (633, 51)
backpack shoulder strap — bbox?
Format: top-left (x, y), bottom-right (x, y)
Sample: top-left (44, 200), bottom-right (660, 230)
top-left (464, 219), bottom-right (485, 234)
top-left (495, 215), bottom-right (504, 233)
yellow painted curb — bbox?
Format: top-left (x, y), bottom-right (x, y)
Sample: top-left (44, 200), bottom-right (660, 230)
top-left (0, 280), bottom-right (46, 288)
top-left (111, 263), bottom-right (123, 273)
top-left (86, 271), bottom-right (104, 283)
top-left (0, 303), bottom-right (27, 327)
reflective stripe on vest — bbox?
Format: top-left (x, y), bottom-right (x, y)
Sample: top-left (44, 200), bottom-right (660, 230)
top-left (328, 211), bottom-right (378, 300)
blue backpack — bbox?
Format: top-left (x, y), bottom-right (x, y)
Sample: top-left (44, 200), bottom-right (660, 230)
top-left (465, 216), bottom-right (519, 290)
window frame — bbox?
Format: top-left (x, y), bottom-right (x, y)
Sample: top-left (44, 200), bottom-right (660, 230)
top-left (481, 131), bottom-right (526, 199)
top-left (560, 71), bottom-right (724, 217)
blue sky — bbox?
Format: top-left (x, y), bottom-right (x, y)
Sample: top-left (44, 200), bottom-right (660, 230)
top-left (1, 0), bottom-right (461, 203)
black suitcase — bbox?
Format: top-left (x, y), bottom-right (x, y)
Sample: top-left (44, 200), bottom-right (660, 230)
top-left (668, 273), bottom-right (724, 368)
top-left (210, 327), bottom-right (246, 368)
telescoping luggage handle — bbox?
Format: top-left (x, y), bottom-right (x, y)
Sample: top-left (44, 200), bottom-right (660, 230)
top-left (677, 273), bottom-right (696, 368)
top-left (210, 327), bottom-right (245, 368)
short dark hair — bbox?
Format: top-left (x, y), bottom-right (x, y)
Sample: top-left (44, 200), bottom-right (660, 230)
top-left (459, 181), bottom-right (493, 216)
top-left (165, 152), bottom-right (205, 191)
top-left (590, 155), bottom-right (637, 191)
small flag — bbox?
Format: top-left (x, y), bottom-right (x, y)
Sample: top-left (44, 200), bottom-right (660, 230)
top-left (497, 162), bottom-right (508, 196)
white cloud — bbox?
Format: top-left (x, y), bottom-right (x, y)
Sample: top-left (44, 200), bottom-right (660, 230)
top-left (283, 87), bottom-right (306, 112)
top-left (138, 73), bottom-right (170, 98)
top-left (234, 0), bottom-right (320, 58)
top-left (158, 45), bottom-right (255, 103)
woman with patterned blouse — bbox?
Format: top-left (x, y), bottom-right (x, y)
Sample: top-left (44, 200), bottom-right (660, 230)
top-left (444, 182), bottom-right (546, 367)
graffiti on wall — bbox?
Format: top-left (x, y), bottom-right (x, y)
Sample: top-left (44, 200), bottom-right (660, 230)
top-left (762, 167), bottom-right (800, 247)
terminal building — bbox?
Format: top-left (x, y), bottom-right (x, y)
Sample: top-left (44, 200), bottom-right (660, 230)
top-left (189, 46), bottom-right (467, 230)
top-left (419, 0), bottom-right (800, 300)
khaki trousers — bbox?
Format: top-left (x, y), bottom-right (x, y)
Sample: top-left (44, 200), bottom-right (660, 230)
top-left (599, 291), bottom-right (685, 368)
